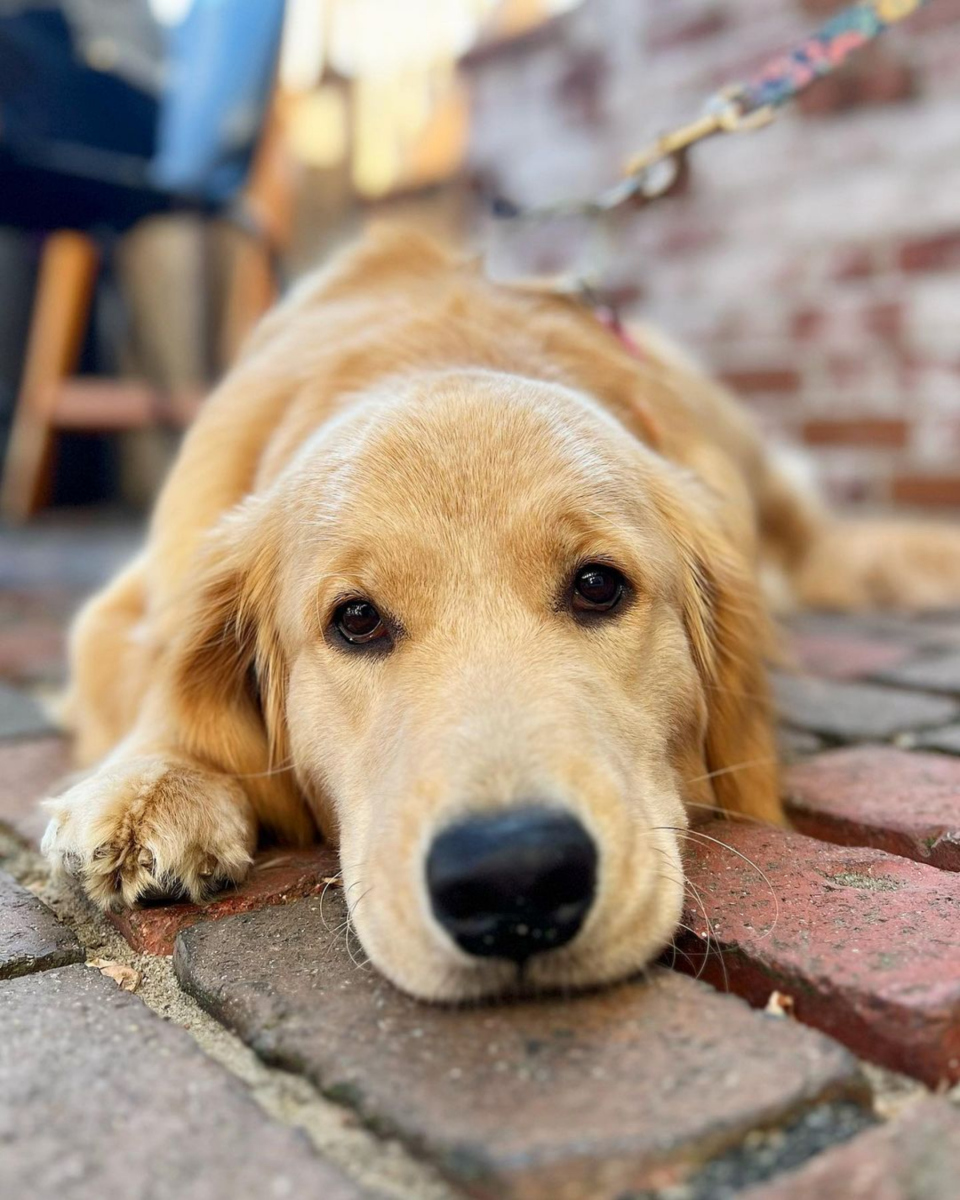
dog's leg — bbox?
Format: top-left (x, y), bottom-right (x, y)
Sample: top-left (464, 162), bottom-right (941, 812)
top-left (59, 555), bottom-right (155, 766)
top-left (44, 515), bottom-right (318, 910)
top-left (41, 749), bottom-right (256, 909)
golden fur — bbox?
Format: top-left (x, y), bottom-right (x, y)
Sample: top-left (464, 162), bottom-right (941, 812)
top-left (43, 227), bottom-right (960, 1000)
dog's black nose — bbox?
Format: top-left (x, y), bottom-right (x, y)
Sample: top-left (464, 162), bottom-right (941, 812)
top-left (426, 807), bottom-right (597, 963)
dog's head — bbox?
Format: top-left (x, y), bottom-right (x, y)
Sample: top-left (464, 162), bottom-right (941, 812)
top-left (169, 238), bottom-right (779, 1001)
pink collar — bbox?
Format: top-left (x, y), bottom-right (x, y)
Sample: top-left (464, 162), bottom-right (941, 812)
top-left (594, 305), bottom-right (644, 359)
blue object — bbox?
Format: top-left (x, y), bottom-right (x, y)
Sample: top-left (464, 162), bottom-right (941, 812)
top-left (151, 0), bottom-right (286, 205)
top-left (0, 0), bottom-right (285, 230)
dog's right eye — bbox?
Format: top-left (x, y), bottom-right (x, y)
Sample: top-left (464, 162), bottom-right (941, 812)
top-left (332, 600), bottom-right (389, 647)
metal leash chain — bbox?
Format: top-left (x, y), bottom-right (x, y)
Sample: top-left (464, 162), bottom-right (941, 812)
top-left (487, 0), bottom-right (932, 290)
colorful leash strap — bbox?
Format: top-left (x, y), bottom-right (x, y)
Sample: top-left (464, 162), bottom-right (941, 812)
top-left (731, 0), bottom-right (930, 116)
top-left (490, 0), bottom-right (932, 239)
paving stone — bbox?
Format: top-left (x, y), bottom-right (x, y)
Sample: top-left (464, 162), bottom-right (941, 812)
top-left (862, 613), bottom-right (960, 648)
top-left (0, 736), bottom-right (71, 844)
top-left (0, 618), bottom-right (65, 684)
top-left (175, 898), bottom-right (866, 1200)
top-left (0, 518), bottom-right (141, 593)
top-left (912, 724), bottom-right (960, 756)
top-left (777, 728), bottom-right (824, 764)
top-left (0, 964), bottom-right (361, 1200)
top-left (785, 612), bottom-right (960, 650)
top-left (667, 1102), bottom-right (876, 1200)
top-left (743, 1097), bottom-right (960, 1199)
top-left (872, 649), bottom-right (960, 696)
top-left (772, 672), bottom-right (959, 743)
top-left (676, 821), bottom-right (960, 1086)
top-left (788, 631), bottom-right (911, 681)
top-left (0, 681), bottom-right (57, 740)
top-left (0, 586), bottom-right (78, 629)
top-left (0, 869), bottom-right (82, 978)
top-left (784, 746), bottom-right (960, 870)
top-left (110, 844), bottom-right (341, 955)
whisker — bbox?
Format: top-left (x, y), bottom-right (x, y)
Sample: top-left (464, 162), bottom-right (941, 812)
top-left (229, 760), bottom-right (296, 779)
top-left (702, 682), bottom-right (774, 703)
top-left (682, 873), bottom-right (728, 989)
top-left (682, 799), bottom-right (772, 827)
top-left (317, 876), bottom-right (342, 933)
top-left (685, 756), bottom-right (777, 786)
top-left (664, 827), bottom-right (780, 940)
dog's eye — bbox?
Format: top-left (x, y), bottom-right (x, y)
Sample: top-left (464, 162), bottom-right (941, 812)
top-left (572, 563), bottom-right (625, 613)
top-left (332, 600), bottom-right (389, 646)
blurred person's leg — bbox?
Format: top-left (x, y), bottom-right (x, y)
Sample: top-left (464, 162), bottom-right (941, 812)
top-left (113, 214), bottom-right (209, 507)
top-left (0, 227), bottom-right (39, 460)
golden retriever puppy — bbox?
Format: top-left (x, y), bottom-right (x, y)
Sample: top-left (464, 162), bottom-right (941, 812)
top-left (43, 227), bottom-right (960, 1001)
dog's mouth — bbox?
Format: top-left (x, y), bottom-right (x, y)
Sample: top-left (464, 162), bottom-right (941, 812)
top-left (343, 804), bottom-right (684, 1004)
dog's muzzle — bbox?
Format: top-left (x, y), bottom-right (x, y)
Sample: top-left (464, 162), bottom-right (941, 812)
top-left (425, 806), bottom-right (597, 964)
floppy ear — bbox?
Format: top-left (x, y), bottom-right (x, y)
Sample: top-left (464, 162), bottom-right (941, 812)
top-left (683, 538), bottom-right (782, 823)
top-left (157, 502), bottom-right (315, 843)
top-left (662, 470), bottom-right (783, 825)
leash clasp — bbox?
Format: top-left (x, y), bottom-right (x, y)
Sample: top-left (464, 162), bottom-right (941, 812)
top-left (623, 89), bottom-right (775, 179)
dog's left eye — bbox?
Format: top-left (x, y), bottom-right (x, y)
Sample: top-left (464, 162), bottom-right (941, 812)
top-left (332, 600), bottom-right (389, 646)
top-left (572, 563), bottom-right (626, 613)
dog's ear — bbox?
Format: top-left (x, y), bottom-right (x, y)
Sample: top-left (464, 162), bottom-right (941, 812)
top-left (660, 470), bottom-right (783, 825)
top-left (683, 538), bottom-right (782, 823)
top-left (159, 501), bottom-right (314, 842)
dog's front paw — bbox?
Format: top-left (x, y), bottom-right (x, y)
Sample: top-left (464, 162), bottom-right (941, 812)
top-left (41, 755), bottom-right (255, 909)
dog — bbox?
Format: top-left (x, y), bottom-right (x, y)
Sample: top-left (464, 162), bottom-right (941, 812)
top-left (42, 226), bottom-right (960, 1001)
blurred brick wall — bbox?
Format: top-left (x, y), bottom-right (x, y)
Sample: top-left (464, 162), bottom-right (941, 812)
top-left (465, 0), bottom-right (960, 508)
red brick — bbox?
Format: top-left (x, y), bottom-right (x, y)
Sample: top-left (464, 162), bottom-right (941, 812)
top-left (790, 307), bottom-right (826, 341)
top-left (856, 55), bottom-right (917, 107)
top-left (798, 43), bottom-right (916, 116)
top-left (719, 369), bottom-right (801, 395)
top-left (645, 8), bottom-right (728, 52)
top-left (555, 48), bottom-right (607, 126)
top-left (788, 630), bottom-right (912, 680)
top-left (899, 230), bottom-right (960, 273)
top-left (744, 1098), bottom-right (960, 1199)
top-left (830, 246), bottom-right (877, 282)
top-left (785, 746), bottom-right (960, 869)
top-left (677, 821), bottom-right (960, 1085)
top-left (0, 738), bottom-right (71, 845)
top-left (892, 475), bottom-right (960, 507)
top-left (800, 419), bottom-right (908, 449)
top-left (109, 845), bottom-right (340, 955)
top-left (798, 0), bottom-right (843, 14)
top-left (796, 74), bottom-right (854, 118)
top-left (910, 0), bottom-right (960, 34)
top-left (177, 899), bottom-right (867, 1199)
top-left (862, 301), bottom-right (903, 343)
top-left (823, 352), bottom-right (872, 389)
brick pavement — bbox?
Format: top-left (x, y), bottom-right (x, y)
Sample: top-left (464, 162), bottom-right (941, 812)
top-left (2, 531), bottom-right (960, 1197)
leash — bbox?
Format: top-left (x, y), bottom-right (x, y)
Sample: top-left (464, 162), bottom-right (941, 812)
top-left (486, 0), bottom-right (933, 294)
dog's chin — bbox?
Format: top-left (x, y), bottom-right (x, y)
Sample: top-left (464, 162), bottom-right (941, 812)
top-left (358, 900), bottom-right (684, 1005)
top-left (367, 938), bottom-right (672, 1005)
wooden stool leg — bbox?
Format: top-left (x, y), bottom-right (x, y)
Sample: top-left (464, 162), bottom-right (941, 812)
top-left (1, 231), bottom-right (99, 522)
top-left (219, 230), bottom-right (278, 367)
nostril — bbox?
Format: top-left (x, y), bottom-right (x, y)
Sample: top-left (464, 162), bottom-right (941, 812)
top-left (426, 806), bottom-right (597, 963)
